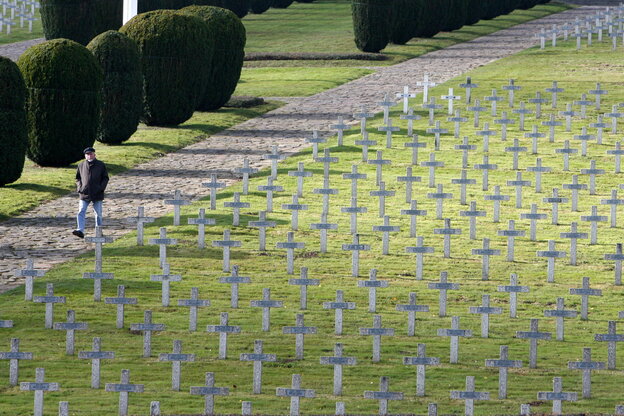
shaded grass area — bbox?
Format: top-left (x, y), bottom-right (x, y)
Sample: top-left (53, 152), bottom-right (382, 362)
top-left (0, 103), bottom-right (280, 221)
top-left (3, 39), bottom-right (624, 415)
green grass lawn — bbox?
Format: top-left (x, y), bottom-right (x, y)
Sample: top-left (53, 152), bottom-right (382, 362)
top-left (3, 36), bottom-right (624, 415)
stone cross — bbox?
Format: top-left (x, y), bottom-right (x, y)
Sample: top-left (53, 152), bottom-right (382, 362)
top-left (59, 401), bottom-right (69, 416)
top-left (498, 220), bottom-right (526, 262)
top-left (485, 89), bottom-right (504, 116)
top-left (212, 229), bottom-right (241, 272)
top-left (354, 107), bottom-right (374, 135)
top-left (276, 374), bottom-right (315, 416)
top-left (367, 150), bottom-right (391, 186)
top-left (484, 186), bottom-right (509, 222)
top-left (163, 190), bottom-right (190, 225)
top-left (441, 88), bottom-right (461, 115)
top-left (516, 319), bottom-right (551, 368)
top-left (460, 201), bottom-right (486, 240)
top-left (467, 99), bottom-right (487, 127)
top-left (397, 166), bottom-right (421, 203)
top-left (377, 93), bottom-right (397, 124)
top-left (289, 162), bottom-right (313, 197)
top-left (358, 269), bottom-right (389, 313)
top-left (235, 157), bottom-right (258, 195)
top-left (590, 114), bottom-right (608, 144)
top-left (428, 184), bottom-right (453, 220)
top-left (555, 139), bottom-right (578, 171)
top-left (33, 283), bottom-right (66, 329)
top-left (159, 340), bottom-right (195, 391)
top-left (148, 227), bottom-right (177, 269)
top-left (559, 103), bottom-right (578, 131)
top-left (342, 233), bottom-right (370, 277)
top-left (542, 113), bottom-right (562, 142)
top-left (126, 206), bottom-right (155, 246)
top-left (605, 243), bottom-right (624, 285)
top-left (178, 287), bottom-right (210, 331)
top-left (224, 192), bottom-right (250, 227)
top-left (503, 79), bottom-right (521, 108)
top-left (343, 164), bottom-right (367, 200)
top-left (240, 339), bottom-right (276, 394)
top-left (405, 134), bottom-right (426, 165)
top-left (606, 105), bottom-right (623, 133)
top-left (359, 315), bottom-right (395, 363)
top-left (400, 108), bottom-right (421, 136)
top-left (495, 111), bottom-right (515, 141)
top-left (559, 222), bottom-right (587, 265)
top-left (20, 368), bottom-right (59, 416)
top-left (257, 176), bottom-right (284, 212)
top-left (421, 152), bottom-right (444, 188)
top-left (53, 310), bottom-right (88, 355)
top-left (581, 205), bottom-right (608, 244)
top-left (83, 226), bottom-right (114, 301)
top-left (396, 292), bottom-right (429, 336)
top-left (262, 145), bottom-right (284, 179)
top-left (546, 81), bottom-right (564, 108)
top-left (377, 119), bottom-right (400, 148)
top-left (370, 181), bottom-right (394, 218)
top-left (544, 297), bottom-right (578, 341)
top-left (428, 272), bottom-right (459, 317)
top-left (276, 231), bottom-right (305, 275)
top-left (79, 338), bottom-right (115, 389)
top-left (330, 116), bottom-right (351, 146)
top-left (437, 316), bottom-right (472, 364)
top-left (472, 238), bottom-right (500, 281)
top-left (474, 154), bottom-right (498, 191)
top-left (537, 240), bottom-right (566, 283)
top-left (288, 267), bottom-right (319, 310)
top-left (562, 174), bottom-right (587, 212)
top-left (16, 259), bottom-right (45, 301)
top-left (422, 96), bottom-right (442, 126)
top-left (105, 285), bottom-right (137, 329)
top-left (416, 74), bottom-right (436, 103)
top-left (504, 139), bottom-right (528, 171)
top-left (316, 148), bottom-right (339, 184)
top-left (569, 276), bottom-right (602, 320)
top-left (595, 321), bottom-right (624, 369)
top-left (508, 172), bottom-right (532, 209)
top-left (426, 120), bottom-right (449, 151)
top-left (130, 310), bottom-right (166, 358)
top-left (459, 76), bottom-right (478, 103)
top-left (521, 203), bottom-right (547, 241)
top-left (372, 216), bottom-right (401, 255)
top-left (405, 236), bottom-right (434, 280)
top-left (469, 294), bottom-right (502, 337)
top-left (537, 377), bottom-right (577, 415)
top-left (476, 122), bottom-right (497, 153)
top-left (355, 131), bottom-right (378, 162)
top-left (320, 343), bottom-right (356, 396)
top-left (150, 263), bottom-right (181, 307)
top-left (202, 174), bottom-right (225, 211)
top-left (364, 376), bottom-right (404, 415)
top-left (574, 93), bottom-right (593, 118)
top-left (190, 372), bottom-right (229, 416)
top-left (527, 158), bottom-right (551, 193)
top-left (580, 160), bottom-right (605, 195)
top-left (609, 142), bottom-right (624, 173)
top-left (207, 312), bottom-right (240, 359)
top-left (323, 290), bottom-right (356, 335)
top-left (282, 314), bottom-right (317, 360)
top-left (589, 82), bottom-right (608, 110)
top-left (450, 376), bottom-right (489, 416)
top-left (188, 208), bottom-right (216, 249)
top-left (511, 102), bottom-right (531, 132)
top-left (248, 211), bottom-right (276, 251)
top-left (310, 214), bottom-right (338, 253)
top-left (528, 92), bottom-right (548, 118)
top-left (282, 194), bottom-right (308, 231)
top-left (0, 338), bottom-right (32, 386)
top-left (403, 343), bottom-right (440, 396)
top-left (485, 345), bottom-right (522, 399)
top-left (498, 273), bottom-right (529, 318)
top-left (105, 369), bottom-right (144, 416)
top-left (451, 170), bottom-right (476, 205)
top-left (568, 348), bottom-right (605, 398)
top-left (434, 219), bottom-right (462, 258)
top-left (251, 288), bottom-right (283, 332)
top-left (219, 265), bottom-right (251, 309)
top-left (543, 188), bottom-right (567, 225)
top-left (314, 178), bottom-right (339, 219)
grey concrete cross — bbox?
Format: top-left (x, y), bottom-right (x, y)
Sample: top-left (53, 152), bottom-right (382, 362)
top-left (377, 92), bottom-right (397, 125)
top-left (355, 131), bottom-right (378, 162)
top-left (257, 176), bottom-right (284, 212)
top-left (342, 233), bottom-right (370, 277)
top-left (126, 206), bottom-right (155, 246)
top-left (428, 271), bottom-right (460, 318)
top-left (224, 192), bottom-right (250, 227)
top-left (421, 152), bottom-right (444, 188)
top-left (150, 263), bottom-right (181, 307)
top-left (528, 91), bottom-right (548, 118)
top-left (562, 174), bottom-right (587, 212)
top-left (475, 122), bottom-right (496, 153)
top-left (450, 376), bottom-right (489, 416)
top-left (498, 220), bottom-right (525, 262)
top-left (485, 345), bottom-right (522, 399)
top-left (16, 258), bottom-right (45, 301)
top-left (159, 339), bottom-right (195, 391)
top-left (484, 88), bottom-right (504, 116)
top-left (33, 283), bottom-right (66, 329)
top-left (405, 236), bottom-right (434, 280)
top-left (589, 82), bottom-right (608, 110)
top-left (188, 208), bottom-right (216, 249)
top-left (251, 288), bottom-right (283, 331)
top-left (201, 174), bottom-right (225, 211)
top-left (359, 315), bottom-right (394, 363)
top-left (502, 79), bottom-right (521, 108)
top-left (178, 287), bottom-right (211, 331)
top-left (288, 162), bottom-right (313, 197)
top-left (282, 313), bottom-right (317, 360)
top-left (358, 269), bottom-right (389, 313)
top-left (367, 150), bottom-right (391, 186)
top-left (568, 348), bottom-right (605, 399)
top-left (441, 87), bottom-right (461, 115)
top-left (310, 213), bottom-right (338, 253)
top-left (472, 238), bottom-right (500, 281)
top-left (148, 227), bottom-right (177, 269)
top-left (341, 197), bottom-right (367, 235)
top-left (330, 116), bottom-right (351, 146)
top-left (520, 203), bottom-right (547, 241)
top-left (240, 339), bottom-right (276, 394)
top-left (401, 200), bottom-right (427, 238)
top-left (235, 157), bottom-right (258, 195)
top-left (484, 185), bottom-right (509, 222)
top-left (20, 368), bottom-right (59, 416)
top-left (372, 216), bottom-right (400, 255)
top-left (206, 312), bottom-right (240, 359)
top-left (248, 211), bottom-right (276, 251)
top-left (422, 96), bottom-right (443, 126)
top-left (323, 289), bottom-right (356, 335)
top-left (416, 74), bottom-right (436, 104)
top-left (276, 231), bottom-right (305, 275)
top-left (343, 164), bottom-right (367, 200)
top-left (276, 374), bottom-right (315, 416)
top-left (212, 229), bottom-right (242, 272)
top-left (542, 113), bottom-right (562, 142)
top-left (574, 93), bottom-right (593, 119)
top-left (560, 222), bottom-right (587, 265)
top-left (0, 338), bottom-right (32, 386)
top-left (595, 321), bottom-right (624, 369)
top-left (401, 108), bottom-right (421, 136)
top-left (83, 226), bottom-right (114, 301)
top-left (105, 369), bottom-right (144, 416)
top-left (559, 103), bottom-right (578, 131)
top-left (320, 343), bottom-right (356, 396)
top-left (434, 219), bottom-right (462, 258)
top-left (546, 81), bottom-right (564, 108)
top-left (53, 309), bottom-right (88, 355)
top-left (78, 338), bottom-right (114, 389)
top-left (426, 120), bottom-right (448, 151)
top-left (544, 297), bottom-right (578, 341)
top-left (495, 111), bottom-right (515, 141)
top-left (437, 316), bottom-right (472, 364)
top-left (605, 243), bottom-right (624, 285)
top-left (505, 139), bottom-right (527, 171)
top-left (606, 105), bottom-right (623, 133)
top-left (262, 145), bottom-right (284, 179)
top-left (608, 142), bottom-right (624, 173)
top-left (354, 107), bottom-right (375, 135)
top-left (190, 372), bottom-right (229, 416)
top-left (527, 158), bottom-right (552, 193)
top-left (427, 184), bottom-right (453, 220)
top-left (569, 276), bottom-right (602, 320)
top-left (580, 160), bottom-right (605, 195)
top-left (130, 310), bottom-right (166, 358)
top-left (537, 240), bottom-right (566, 283)
top-left (396, 292), bottom-right (429, 336)
top-left (469, 294), bottom-right (502, 337)
top-left (537, 377), bottom-right (577, 415)
top-left (467, 98), bottom-right (487, 127)
top-left (397, 166), bottom-right (421, 203)
top-left (459, 76), bottom-right (478, 104)
top-left (474, 154), bottom-right (498, 191)
top-left (403, 343), bottom-right (440, 396)
top-left (105, 285), bottom-right (137, 329)
top-left (543, 188), bottom-right (568, 225)
top-left (452, 170), bottom-right (476, 205)
top-left (282, 194), bottom-right (308, 231)
top-left (288, 267), bottom-right (319, 310)
top-left (460, 201), bottom-right (486, 240)
top-left (512, 101), bottom-right (532, 131)
top-left (163, 189), bottom-right (190, 225)
top-left (580, 205), bottom-right (608, 245)
top-left (523, 125), bottom-right (544, 155)
top-left (448, 109), bottom-right (468, 138)
top-left (590, 114), bottom-right (608, 144)
top-left (364, 376), bottom-right (404, 415)
top-left (555, 139), bottom-right (578, 171)
top-left (377, 119), bottom-right (400, 148)
top-left (405, 133), bottom-right (426, 165)
top-left (498, 273), bottom-right (530, 318)
top-left (516, 318), bottom-right (551, 368)
top-left (370, 181), bottom-right (394, 218)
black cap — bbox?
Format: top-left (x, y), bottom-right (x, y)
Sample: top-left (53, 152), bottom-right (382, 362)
top-left (83, 147), bottom-right (96, 154)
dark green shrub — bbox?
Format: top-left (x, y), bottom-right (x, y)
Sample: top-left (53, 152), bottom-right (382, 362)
top-left (390, 0), bottom-right (421, 45)
top-left (120, 10), bottom-right (213, 126)
top-left (0, 57), bottom-right (27, 186)
top-left (417, 0), bottom-right (449, 38)
top-left (250, 0), bottom-right (272, 13)
top-left (17, 39), bottom-right (102, 167)
top-left (87, 31), bottom-right (142, 145)
top-left (221, 0), bottom-right (250, 17)
top-left (94, 0), bottom-right (123, 34)
top-left (295, 0), bottom-right (314, 2)
top-left (352, 0), bottom-right (393, 53)
top-left (180, 6), bottom-right (245, 111)
top-left (482, 0), bottom-right (503, 19)
top-left (465, 0), bottom-right (486, 24)
top-left (272, 0), bottom-right (293, 7)
top-left (442, 0), bottom-right (468, 31)
top-left (518, 0), bottom-right (539, 9)
top-left (138, 0), bottom-right (221, 13)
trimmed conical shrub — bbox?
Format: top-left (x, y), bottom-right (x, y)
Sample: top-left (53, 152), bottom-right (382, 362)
top-left (272, 0), bottom-right (293, 7)
top-left (417, 0), bottom-right (449, 38)
top-left (120, 10), bottom-right (213, 126)
top-left (390, 0), bottom-right (421, 45)
top-left (0, 57), bottom-right (27, 186)
top-left (518, 0), bottom-right (539, 9)
top-left (250, 0), bottom-right (272, 13)
top-left (180, 6), bottom-right (245, 111)
top-left (87, 31), bottom-right (142, 145)
top-left (221, 0), bottom-right (249, 17)
top-left (442, 0), bottom-right (468, 32)
top-left (17, 39), bottom-right (102, 167)
top-left (94, 0), bottom-right (123, 35)
top-left (352, 0), bottom-right (393, 53)
top-left (465, 0), bottom-right (486, 25)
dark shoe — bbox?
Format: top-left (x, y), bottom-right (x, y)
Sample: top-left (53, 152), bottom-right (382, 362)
top-left (72, 230), bottom-right (84, 239)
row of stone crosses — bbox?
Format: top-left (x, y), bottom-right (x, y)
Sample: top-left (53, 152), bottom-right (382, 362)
top-left (0, 0), bottom-right (38, 35)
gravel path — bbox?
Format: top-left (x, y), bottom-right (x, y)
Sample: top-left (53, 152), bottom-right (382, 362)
top-left (0, 5), bottom-right (605, 291)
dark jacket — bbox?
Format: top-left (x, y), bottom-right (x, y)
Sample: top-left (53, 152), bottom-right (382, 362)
top-left (76, 159), bottom-right (109, 201)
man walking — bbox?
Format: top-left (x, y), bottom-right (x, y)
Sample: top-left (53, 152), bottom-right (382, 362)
top-left (73, 147), bottom-right (109, 238)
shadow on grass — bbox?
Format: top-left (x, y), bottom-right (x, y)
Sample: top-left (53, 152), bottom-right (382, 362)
top-left (6, 182), bottom-right (69, 195)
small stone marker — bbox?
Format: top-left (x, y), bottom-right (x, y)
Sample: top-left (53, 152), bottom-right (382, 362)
top-left (276, 231), bottom-right (305, 275)
top-left (188, 208), bottom-right (216, 249)
top-left (330, 116), bottom-right (351, 146)
top-left (53, 310), bottom-right (88, 355)
top-left (574, 93), bottom-right (593, 118)
top-left (516, 318), bottom-right (551, 368)
top-left (397, 166), bottom-right (422, 203)
top-left (289, 267), bottom-right (319, 310)
top-left (498, 273), bottom-right (530, 318)
top-left (559, 103), bottom-right (578, 132)
top-left (258, 176), bottom-right (284, 213)
top-left (401, 108), bottom-right (421, 136)
top-left (459, 76), bottom-right (478, 103)
top-left (248, 211), bottom-right (276, 251)
top-left (469, 294), bottom-right (502, 337)
top-left (544, 297), bottom-right (578, 341)
top-left (581, 160), bottom-right (605, 195)
top-left (589, 82), bottom-right (608, 110)
top-left (527, 158), bottom-right (551, 193)
top-left (150, 263), bottom-right (181, 307)
top-left (0, 338), bottom-right (33, 386)
top-left (224, 192), bottom-right (250, 227)
top-left (544, 188), bottom-right (567, 225)
top-left (476, 122), bottom-right (497, 153)
top-left (605, 243), bottom-right (624, 285)
top-left (150, 401), bottom-right (161, 416)
top-left (528, 92), bottom-right (548, 118)
top-left (323, 290), bottom-right (356, 335)
top-left (240, 339), bottom-right (276, 394)
top-left (569, 276), bottom-right (602, 320)
top-left (546, 81), bottom-right (564, 108)
top-left (16, 259), bottom-right (45, 301)
top-left (212, 229), bottom-right (241, 272)
top-left (178, 287), bottom-right (211, 331)
top-left (405, 134), bottom-right (426, 165)
top-left (358, 269), bottom-right (389, 313)
top-left (377, 119), bottom-right (400, 148)
top-left (405, 236), bottom-right (434, 280)
top-left (130, 310), bottom-right (166, 358)
top-left (485, 345), bottom-right (522, 399)
top-left (282, 313), bottom-right (317, 360)
top-left (484, 185), bottom-right (510, 222)
top-left (276, 374), bottom-right (315, 416)
top-left (370, 181), bottom-right (394, 218)
top-left (581, 205), bottom-right (608, 245)
top-left (474, 154), bottom-right (498, 191)
top-left (520, 203), bottom-right (547, 241)
top-left (513, 101), bottom-right (533, 131)
top-left (556, 139), bottom-right (578, 171)
top-left (206, 312), bottom-right (240, 359)
top-left (485, 89), bottom-right (504, 116)
top-left (563, 175), bottom-right (587, 212)
top-left (460, 201), bottom-right (486, 240)
top-left (359, 315), bottom-right (394, 362)
top-left (437, 316), bottom-right (472, 364)
top-left (441, 88), bottom-right (461, 115)
top-left (282, 194), bottom-right (308, 231)
top-left (417, 74), bottom-right (437, 103)
top-left (560, 222), bottom-right (587, 265)
top-left (503, 79), bottom-right (521, 108)
top-left (148, 227), bottom-right (177, 269)
top-left (467, 99), bottom-right (487, 127)
top-left (202, 174), bottom-right (226, 211)
top-left (78, 337), bottom-right (115, 389)
top-left (105, 285), bottom-right (137, 329)
top-left (364, 376), bottom-right (403, 415)
top-left (495, 111), bottom-right (515, 141)
top-left (320, 343), bottom-right (356, 396)
top-left (354, 107), bottom-right (374, 135)
top-left (428, 272), bottom-right (459, 317)
top-left (508, 171), bottom-right (532, 209)
top-left (159, 339), bottom-right (195, 391)
top-left (426, 120), bottom-right (449, 151)
top-left (289, 162), bottom-right (313, 197)
top-left (251, 288), bottom-right (283, 331)
top-left (450, 376), bottom-right (489, 416)
top-left (190, 372), bottom-right (229, 416)
top-left (20, 368), bottom-right (59, 416)
top-left (263, 145), bottom-right (284, 179)
top-left (422, 96), bottom-right (443, 126)
top-left (498, 220), bottom-right (526, 262)
top-left (602, 189), bottom-right (624, 227)
top-left (235, 157), bottom-right (258, 195)
top-left (542, 113), bottom-right (562, 142)
top-left (377, 93), bottom-right (397, 124)
top-left (595, 321), bottom-right (624, 369)
top-left (82, 227), bottom-right (114, 301)
top-left (127, 206), bottom-right (155, 246)
top-left (434, 219), bottom-right (462, 258)
top-left (537, 377), bottom-right (577, 415)
top-left (396, 292), bottom-right (429, 336)
top-left (403, 343), bottom-right (440, 396)
top-left (472, 238), bottom-right (500, 281)
top-left (537, 240), bottom-right (566, 283)
top-left (568, 347), bottom-right (605, 398)
top-left (59, 401), bottom-right (69, 416)
top-left (164, 190), bottom-right (190, 225)
top-left (105, 369), bottom-right (144, 416)
top-left (33, 283), bottom-right (66, 329)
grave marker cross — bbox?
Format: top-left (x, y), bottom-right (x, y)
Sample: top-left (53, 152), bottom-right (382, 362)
top-left (53, 310), bottom-right (88, 355)
top-left (437, 316), bottom-right (472, 364)
top-left (537, 240), bottom-right (566, 283)
top-left (202, 174), bottom-right (225, 211)
top-left (364, 376), bottom-right (404, 415)
top-left (537, 377), bottom-right (577, 415)
top-left (498, 220), bottom-right (526, 262)
top-left (190, 372), bottom-right (229, 416)
top-left (543, 297), bottom-right (578, 341)
top-left (568, 348), bottom-right (605, 398)
top-left (78, 337), bottom-right (115, 389)
top-left (159, 340), bottom-right (195, 391)
top-left (282, 313), bottom-right (317, 360)
top-left (212, 229), bottom-right (242, 272)
top-left (569, 276), bottom-right (602, 320)
top-left (403, 343), bottom-right (440, 397)
top-left (104, 285), bottom-right (137, 329)
top-left (251, 288), bottom-right (284, 331)
top-left (16, 259), bottom-right (45, 301)
top-left (178, 287), bottom-right (211, 331)
top-left (560, 222), bottom-right (587, 265)
top-left (20, 368), bottom-right (59, 416)
top-left (187, 208), bottom-right (216, 249)
top-left (0, 338), bottom-right (33, 386)
top-left (240, 339), bottom-right (277, 394)
top-left (148, 227), bottom-right (177, 269)
top-left (359, 315), bottom-right (395, 363)
top-left (450, 376), bottom-right (489, 416)
top-left (163, 190), bottom-right (190, 225)
top-left (516, 319), bottom-right (551, 368)
top-left (397, 86), bottom-right (416, 113)
top-left (126, 206), bottom-right (155, 246)
top-left (469, 294), bottom-right (502, 337)
top-left (130, 310), bottom-right (166, 358)
top-left (605, 243), bottom-right (624, 285)
top-left (320, 343), bottom-right (356, 396)
top-left (289, 267), bottom-right (319, 310)
top-left (498, 273), bottom-right (529, 318)
top-left (323, 290), bottom-right (356, 335)
top-left (206, 312), bottom-right (240, 359)
top-left (105, 369), bottom-right (144, 416)
top-left (485, 345), bottom-right (522, 399)
top-left (33, 283), bottom-right (66, 329)
top-left (396, 292), bottom-right (429, 336)
top-left (276, 374), bottom-right (315, 416)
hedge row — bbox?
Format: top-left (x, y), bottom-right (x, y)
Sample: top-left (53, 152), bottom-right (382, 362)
top-left (353, 0), bottom-right (551, 53)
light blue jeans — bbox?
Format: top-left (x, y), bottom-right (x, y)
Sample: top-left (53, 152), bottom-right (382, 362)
top-left (76, 199), bottom-right (103, 232)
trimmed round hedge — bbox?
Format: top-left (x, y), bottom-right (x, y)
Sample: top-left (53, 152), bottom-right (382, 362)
top-left (390, 0), bottom-right (421, 45)
top-left (352, 0), bottom-right (393, 53)
top-left (272, 0), bottom-right (293, 7)
top-left (87, 30), bottom-right (142, 145)
top-left (180, 5), bottom-right (246, 111)
top-left (221, 0), bottom-right (250, 18)
top-left (417, 0), bottom-right (450, 38)
top-left (17, 39), bottom-right (102, 167)
top-left (442, 0), bottom-right (468, 32)
top-left (250, 0), bottom-right (273, 13)
top-left (0, 57), bottom-right (27, 186)
top-left (120, 10), bottom-right (213, 126)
